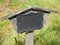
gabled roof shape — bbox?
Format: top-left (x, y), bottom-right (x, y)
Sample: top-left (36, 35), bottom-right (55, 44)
top-left (1, 6), bottom-right (57, 21)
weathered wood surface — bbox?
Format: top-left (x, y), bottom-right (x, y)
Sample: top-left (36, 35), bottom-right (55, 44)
top-left (25, 32), bottom-right (33, 45)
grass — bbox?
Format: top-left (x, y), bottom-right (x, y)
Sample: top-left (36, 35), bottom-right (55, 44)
top-left (0, 0), bottom-right (60, 45)
top-left (34, 13), bottom-right (60, 45)
top-left (0, 0), bottom-right (3, 5)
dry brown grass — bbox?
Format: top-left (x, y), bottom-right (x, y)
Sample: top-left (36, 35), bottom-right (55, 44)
top-left (51, 5), bottom-right (60, 15)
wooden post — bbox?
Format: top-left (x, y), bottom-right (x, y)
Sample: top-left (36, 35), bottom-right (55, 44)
top-left (25, 31), bottom-right (33, 45)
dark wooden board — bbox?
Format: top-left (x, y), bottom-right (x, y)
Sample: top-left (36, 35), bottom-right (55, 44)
top-left (10, 10), bottom-right (48, 33)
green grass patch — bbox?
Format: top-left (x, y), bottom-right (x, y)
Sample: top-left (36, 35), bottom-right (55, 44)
top-left (0, 0), bottom-right (3, 5)
top-left (0, 0), bottom-right (60, 45)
